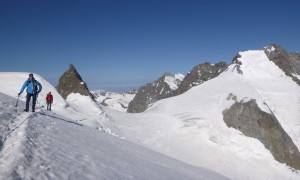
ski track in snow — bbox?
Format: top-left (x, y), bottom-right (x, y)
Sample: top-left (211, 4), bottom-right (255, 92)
top-left (0, 92), bottom-right (31, 178)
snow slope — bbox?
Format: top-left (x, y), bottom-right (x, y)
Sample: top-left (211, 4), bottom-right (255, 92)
top-left (0, 92), bottom-right (228, 179)
top-left (103, 50), bottom-right (300, 179)
top-left (0, 72), bottom-right (68, 108)
top-left (91, 89), bottom-right (135, 112)
top-left (0, 72), bottom-right (108, 130)
top-left (1, 47), bottom-right (299, 179)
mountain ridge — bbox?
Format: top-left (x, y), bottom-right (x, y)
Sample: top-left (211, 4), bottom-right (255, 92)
top-left (1, 44), bottom-right (300, 179)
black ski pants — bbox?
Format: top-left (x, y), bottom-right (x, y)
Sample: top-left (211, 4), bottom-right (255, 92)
top-left (25, 93), bottom-right (37, 111)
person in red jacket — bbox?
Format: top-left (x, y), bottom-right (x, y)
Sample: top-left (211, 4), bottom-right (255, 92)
top-left (46, 92), bottom-right (53, 111)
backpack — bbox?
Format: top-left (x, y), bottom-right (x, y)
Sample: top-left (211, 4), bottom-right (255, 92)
top-left (26, 79), bottom-right (38, 93)
top-left (46, 94), bottom-right (53, 102)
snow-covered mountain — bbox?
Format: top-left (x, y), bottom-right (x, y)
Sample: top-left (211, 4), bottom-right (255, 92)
top-left (0, 73), bottom-right (227, 179)
top-left (1, 44), bottom-right (300, 179)
top-left (127, 73), bottom-right (184, 113)
top-left (127, 62), bottom-right (227, 113)
top-left (174, 62), bottom-right (228, 95)
top-left (101, 45), bottom-right (300, 179)
top-left (264, 44), bottom-right (300, 85)
top-left (91, 89), bottom-right (135, 112)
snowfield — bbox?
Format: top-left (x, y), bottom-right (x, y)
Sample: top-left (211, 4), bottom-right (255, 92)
top-left (91, 89), bottom-right (135, 112)
top-left (0, 73), bottom-right (227, 179)
top-left (103, 50), bottom-right (300, 179)
top-left (0, 48), bottom-right (300, 179)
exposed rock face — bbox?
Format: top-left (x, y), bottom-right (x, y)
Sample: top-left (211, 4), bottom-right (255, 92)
top-left (231, 54), bottom-right (243, 74)
top-left (174, 62), bottom-right (228, 95)
top-left (223, 99), bottom-right (300, 170)
top-left (57, 64), bottom-right (92, 99)
top-left (128, 62), bottom-right (227, 113)
top-left (264, 44), bottom-right (300, 85)
top-left (127, 73), bottom-right (183, 113)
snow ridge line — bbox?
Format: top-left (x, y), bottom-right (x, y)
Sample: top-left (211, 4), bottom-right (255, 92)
top-left (37, 111), bottom-right (84, 127)
top-left (255, 89), bottom-right (299, 147)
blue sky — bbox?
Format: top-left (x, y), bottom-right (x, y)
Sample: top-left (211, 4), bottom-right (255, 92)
top-left (1, 0), bottom-right (299, 92)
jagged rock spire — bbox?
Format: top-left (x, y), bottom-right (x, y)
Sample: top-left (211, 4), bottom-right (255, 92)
top-left (57, 64), bottom-right (92, 99)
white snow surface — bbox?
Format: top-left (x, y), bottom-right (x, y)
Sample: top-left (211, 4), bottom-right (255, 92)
top-left (0, 73), bottom-right (227, 179)
top-left (91, 89), bottom-right (135, 112)
top-left (1, 48), bottom-right (300, 180)
top-left (164, 73), bottom-right (184, 90)
top-left (103, 50), bottom-right (300, 179)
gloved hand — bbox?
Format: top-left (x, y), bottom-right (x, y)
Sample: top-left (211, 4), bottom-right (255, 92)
top-left (18, 93), bottom-right (21, 96)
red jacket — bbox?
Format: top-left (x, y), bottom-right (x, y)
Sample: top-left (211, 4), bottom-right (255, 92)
top-left (46, 93), bottom-right (53, 102)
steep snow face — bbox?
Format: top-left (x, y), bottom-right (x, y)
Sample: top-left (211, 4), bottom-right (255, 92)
top-left (164, 73), bottom-right (184, 90)
top-left (238, 50), bottom-right (286, 79)
top-left (236, 50), bottom-right (300, 149)
top-left (105, 50), bottom-right (300, 179)
top-left (238, 50), bottom-right (285, 78)
top-left (0, 93), bottom-right (228, 180)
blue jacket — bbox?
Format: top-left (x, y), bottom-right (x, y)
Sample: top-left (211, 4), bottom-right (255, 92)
top-left (20, 78), bottom-right (42, 95)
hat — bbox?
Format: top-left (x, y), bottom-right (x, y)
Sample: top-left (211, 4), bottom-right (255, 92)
top-left (29, 73), bottom-right (33, 77)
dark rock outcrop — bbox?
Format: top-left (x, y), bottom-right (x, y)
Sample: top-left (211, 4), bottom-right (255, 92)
top-left (231, 54), bottom-right (243, 74)
top-left (223, 99), bottom-right (300, 170)
top-left (174, 62), bottom-right (228, 95)
top-left (128, 62), bottom-right (227, 113)
top-left (264, 44), bottom-right (300, 85)
top-left (127, 73), bottom-right (182, 113)
top-left (57, 64), bottom-right (93, 99)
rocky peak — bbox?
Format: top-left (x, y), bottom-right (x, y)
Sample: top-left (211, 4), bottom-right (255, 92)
top-left (127, 73), bottom-right (183, 113)
top-left (263, 44), bottom-right (300, 85)
top-left (174, 62), bottom-right (228, 95)
top-left (264, 44), bottom-right (290, 60)
top-left (127, 62), bottom-right (227, 113)
top-left (57, 64), bottom-right (93, 99)
top-left (289, 52), bottom-right (300, 74)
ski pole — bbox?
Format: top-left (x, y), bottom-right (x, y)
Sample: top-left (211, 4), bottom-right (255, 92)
top-left (15, 94), bottom-right (20, 107)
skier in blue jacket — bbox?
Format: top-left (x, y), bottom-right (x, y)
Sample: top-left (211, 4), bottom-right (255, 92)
top-left (18, 73), bottom-right (42, 112)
